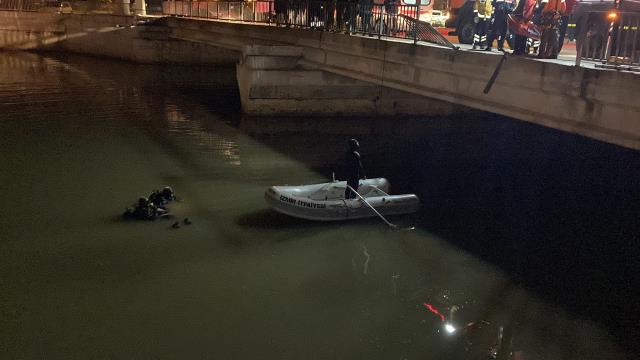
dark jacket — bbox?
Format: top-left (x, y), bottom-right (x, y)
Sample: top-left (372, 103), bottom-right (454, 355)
top-left (346, 150), bottom-right (365, 181)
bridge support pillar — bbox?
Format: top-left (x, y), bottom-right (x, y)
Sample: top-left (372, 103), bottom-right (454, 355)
top-left (119, 0), bottom-right (131, 15)
top-left (236, 45), bottom-right (463, 117)
top-left (131, 0), bottom-right (146, 16)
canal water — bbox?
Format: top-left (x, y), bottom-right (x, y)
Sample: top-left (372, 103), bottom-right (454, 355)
top-left (0, 52), bottom-right (637, 359)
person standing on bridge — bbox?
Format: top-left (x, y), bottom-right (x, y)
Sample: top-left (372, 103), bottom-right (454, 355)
top-left (384, 0), bottom-right (399, 36)
top-left (345, 138), bottom-right (366, 200)
top-left (537, 0), bottom-right (566, 58)
top-left (336, 0), bottom-right (349, 32)
top-left (485, 0), bottom-right (514, 51)
top-left (275, 0), bottom-right (288, 25)
top-left (509, 0), bottom-right (537, 55)
top-left (325, 0), bottom-right (337, 30)
top-left (472, 0), bottom-right (494, 50)
top-left (357, 0), bottom-right (374, 35)
top-left (557, 0), bottom-right (577, 52)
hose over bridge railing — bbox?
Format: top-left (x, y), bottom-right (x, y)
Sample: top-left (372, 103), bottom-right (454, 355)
top-left (161, 0), bottom-right (455, 48)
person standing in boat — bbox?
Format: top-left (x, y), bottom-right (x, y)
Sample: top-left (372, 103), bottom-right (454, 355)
top-left (345, 138), bottom-right (366, 199)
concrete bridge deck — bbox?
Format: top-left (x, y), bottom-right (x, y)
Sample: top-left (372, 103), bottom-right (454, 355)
top-left (153, 15), bottom-right (640, 149)
top-left (140, 13), bottom-right (612, 72)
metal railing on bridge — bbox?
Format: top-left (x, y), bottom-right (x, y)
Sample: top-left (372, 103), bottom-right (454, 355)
top-left (0, 0), bottom-right (40, 11)
top-left (0, 0), bottom-right (118, 13)
top-left (576, 11), bottom-right (640, 71)
top-left (161, 0), bottom-right (454, 48)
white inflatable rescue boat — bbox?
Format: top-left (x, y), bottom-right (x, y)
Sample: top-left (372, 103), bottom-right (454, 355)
top-left (264, 178), bottom-right (420, 221)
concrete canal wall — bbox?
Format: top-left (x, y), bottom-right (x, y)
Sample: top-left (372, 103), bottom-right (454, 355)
top-left (0, 11), bottom-right (457, 117)
top-left (0, 11), bottom-right (236, 64)
top-left (236, 45), bottom-right (460, 116)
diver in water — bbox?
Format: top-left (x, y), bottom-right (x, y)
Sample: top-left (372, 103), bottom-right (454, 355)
top-left (133, 197), bottom-right (155, 220)
top-left (344, 139), bottom-right (366, 200)
top-left (161, 186), bottom-right (176, 203)
top-left (149, 186), bottom-right (175, 208)
top-left (123, 187), bottom-right (176, 221)
top-left (148, 190), bottom-right (164, 208)
top-left (122, 196), bottom-right (164, 220)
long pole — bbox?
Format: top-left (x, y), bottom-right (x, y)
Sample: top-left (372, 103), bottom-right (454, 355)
top-left (346, 185), bottom-right (414, 230)
top-left (483, 53), bottom-right (507, 94)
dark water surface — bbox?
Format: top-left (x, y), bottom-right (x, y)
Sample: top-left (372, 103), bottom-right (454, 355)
top-left (0, 52), bottom-right (638, 359)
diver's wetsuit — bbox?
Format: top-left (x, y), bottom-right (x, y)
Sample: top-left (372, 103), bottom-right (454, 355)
top-left (345, 149), bottom-right (365, 199)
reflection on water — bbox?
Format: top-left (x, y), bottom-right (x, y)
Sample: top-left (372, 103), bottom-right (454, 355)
top-left (0, 52), bottom-right (637, 359)
top-left (165, 104), bottom-right (242, 166)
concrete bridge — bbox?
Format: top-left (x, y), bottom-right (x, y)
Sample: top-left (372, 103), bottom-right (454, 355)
top-left (1, 11), bottom-right (639, 149)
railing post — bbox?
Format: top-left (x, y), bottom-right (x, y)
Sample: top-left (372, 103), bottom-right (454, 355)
top-left (575, 14), bottom-right (589, 67)
top-left (414, 1), bottom-right (421, 44)
top-left (379, 5), bottom-right (385, 38)
top-left (631, 17), bottom-right (639, 65)
top-left (605, 0), bottom-right (622, 64)
top-left (617, 17), bottom-right (625, 62)
top-left (348, 1), bottom-right (354, 34)
top-left (608, 16), bottom-right (622, 63)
